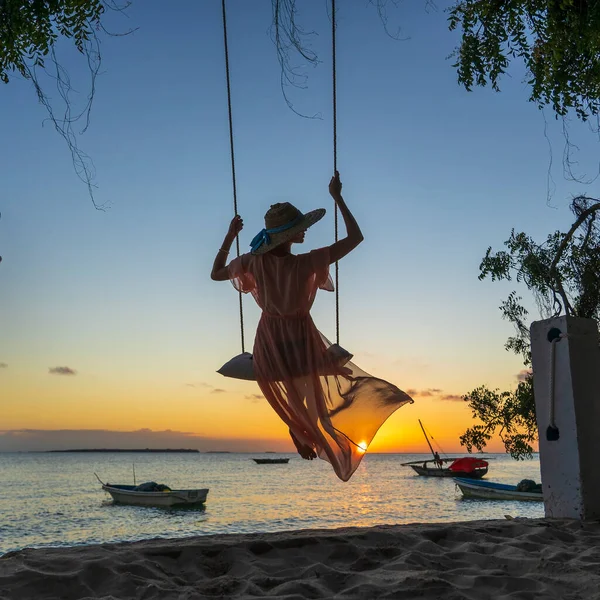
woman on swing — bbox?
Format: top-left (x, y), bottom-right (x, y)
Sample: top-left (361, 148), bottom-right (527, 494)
top-left (211, 171), bottom-right (413, 481)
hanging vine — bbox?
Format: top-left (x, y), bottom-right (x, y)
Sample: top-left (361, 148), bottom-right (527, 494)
top-left (0, 0), bottom-right (135, 208)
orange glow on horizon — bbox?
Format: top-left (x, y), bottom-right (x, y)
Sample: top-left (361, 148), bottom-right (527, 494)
top-left (2, 366), bottom-right (529, 454)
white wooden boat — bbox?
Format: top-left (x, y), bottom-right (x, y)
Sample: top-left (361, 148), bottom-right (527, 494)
top-left (96, 475), bottom-right (208, 507)
top-left (405, 458), bottom-right (489, 479)
top-left (401, 420), bottom-right (489, 479)
top-left (454, 477), bottom-right (543, 501)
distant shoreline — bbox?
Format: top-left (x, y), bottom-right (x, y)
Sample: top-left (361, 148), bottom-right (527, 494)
top-left (46, 449), bottom-right (200, 453)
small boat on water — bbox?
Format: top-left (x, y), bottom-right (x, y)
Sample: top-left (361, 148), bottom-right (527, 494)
top-left (405, 457), bottom-right (489, 479)
top-left (401, 420), bottom-right (489, 479)
top-left (455, 477), bottom-right (543, 501)
top-left (96, 474), bottom-right (209, 507)
top-left (252, 458), bottom-right (290, 464)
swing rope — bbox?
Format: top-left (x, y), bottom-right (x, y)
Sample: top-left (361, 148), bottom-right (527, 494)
top-left (221, 0), bottom-right (245, 354)
top-left (331, 0), bottom-right (340, 346)
top-left (221, 0), bottom-right (339, 353)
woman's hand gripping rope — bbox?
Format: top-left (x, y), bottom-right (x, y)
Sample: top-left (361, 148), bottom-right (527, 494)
top-left (228, 214), bottom-right (244, 239)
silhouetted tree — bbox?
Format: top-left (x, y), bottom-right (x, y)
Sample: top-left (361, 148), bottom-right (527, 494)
top-left (449, 0), bottom-right (600, 121)
top-left (461, 196), bottom-right (600, 459)
top-left (0, 1), bottom-right (133, 206)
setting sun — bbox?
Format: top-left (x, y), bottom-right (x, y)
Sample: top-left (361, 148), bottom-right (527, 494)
top-left (357, 441), bottom-right (368, 453)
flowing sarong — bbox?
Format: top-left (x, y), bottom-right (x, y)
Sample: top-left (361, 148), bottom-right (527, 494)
top-left (228, 248), bottom-right (413, 481)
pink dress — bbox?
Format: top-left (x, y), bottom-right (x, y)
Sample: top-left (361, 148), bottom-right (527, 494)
top-left (228, 247), bottom-right (413, 481)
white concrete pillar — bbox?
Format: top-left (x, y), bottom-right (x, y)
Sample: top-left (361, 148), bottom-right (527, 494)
top-left (530, 316), bottom-right (600, 520)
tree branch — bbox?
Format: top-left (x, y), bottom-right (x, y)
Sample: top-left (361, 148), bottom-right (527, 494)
top-left (549, 201), bottom-right (600, 315)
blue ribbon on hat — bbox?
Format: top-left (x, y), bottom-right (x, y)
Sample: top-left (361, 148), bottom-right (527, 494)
top-left (250, 214), bottom-right (305, 252)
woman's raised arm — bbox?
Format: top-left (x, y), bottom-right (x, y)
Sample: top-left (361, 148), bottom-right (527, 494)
top-left (210, 215), bottom-right (243, 281)
top-left (326, 171), bottom-right (364, 264)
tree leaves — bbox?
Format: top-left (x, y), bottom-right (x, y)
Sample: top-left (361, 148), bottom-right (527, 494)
top-left (0, 1), bottom-right (133, 206)
top-left (460, 376), bottom-right (537, 459)
top-left (0, 1), bottom-right (105, 84)
top-left (461, 196), bottom-right (600, 458)
top-left (449, 0), bottom-right (600, 120)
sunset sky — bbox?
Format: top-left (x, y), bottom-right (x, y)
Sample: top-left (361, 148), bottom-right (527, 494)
top-left (1, 1), bottom-right (597, 454)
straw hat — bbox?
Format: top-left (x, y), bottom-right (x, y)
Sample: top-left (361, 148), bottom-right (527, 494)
top-left (250, 202), bottom-right (325, 255)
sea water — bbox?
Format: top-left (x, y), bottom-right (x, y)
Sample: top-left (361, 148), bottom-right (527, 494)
top-left (0, 452), bottom-right (543, 555)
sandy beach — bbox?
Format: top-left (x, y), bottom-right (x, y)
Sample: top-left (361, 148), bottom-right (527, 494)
top-left (2, 518), bottom-right (600, 599)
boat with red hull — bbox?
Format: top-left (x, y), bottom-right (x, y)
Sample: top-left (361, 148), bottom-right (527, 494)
top-left (402, 421), bottom-right (489, 479)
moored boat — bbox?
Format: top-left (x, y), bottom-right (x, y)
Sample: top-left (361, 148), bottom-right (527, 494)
top-left (252, 458), bottom-right (290, 464)
top-left (96, 475), bottom-right (208, 507)
top-left (454, 477), bottom-right (543, 501)
top-left (401, 420), bottom-right (489, 479)
top-left (406, 457), bottom-right (489, 479)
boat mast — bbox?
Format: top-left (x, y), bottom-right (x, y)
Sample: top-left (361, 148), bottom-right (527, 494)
top-left (419, 419), bottom-right (436, 460)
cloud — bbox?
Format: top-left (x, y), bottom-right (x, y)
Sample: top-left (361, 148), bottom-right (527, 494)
top-left (516, 369), bottom-right (532, 382)
top-left (405, 388), bottom-right (462, 401)
top-left (245, 394), bottom-right (263, 403)
top-left (0, 362), bottom-right (7, 369)
top-left (408, 388), bottom-right (443, 398)
top-left (49, 366), bottom-right (77, 376)
top-left (211, 388), bottom-right (226, 394)
top-left (440, 394), bottom-right (463, 402)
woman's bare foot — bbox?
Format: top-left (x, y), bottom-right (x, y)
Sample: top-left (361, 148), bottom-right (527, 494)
top-left (298, 444), bottom-right (317, 460)
top-left (289, 429), bottom-right (317, 460)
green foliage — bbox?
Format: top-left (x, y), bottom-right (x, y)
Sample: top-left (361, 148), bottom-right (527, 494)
top-left (448, 0), bottom-right (600, 120)
top-left (0, 1), bottom-right (105, 83)
top-left (0, 1), bottom-right (132, 205)
top-left (461, 375), bottom-right (537, 459)
top-left (461, 196), bottom-right (600, 458)
top-left (479, 196), bottom-right (600, 323)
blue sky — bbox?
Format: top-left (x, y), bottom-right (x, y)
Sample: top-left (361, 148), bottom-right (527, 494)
top-left (1, 1), bottom-right (598, 451)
